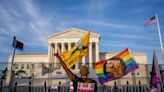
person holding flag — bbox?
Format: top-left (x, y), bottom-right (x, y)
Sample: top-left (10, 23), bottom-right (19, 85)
top-left (54, 31), bottom-right (97, 92)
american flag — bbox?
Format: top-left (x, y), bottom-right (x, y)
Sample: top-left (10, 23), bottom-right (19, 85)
top-left (144, 16), bottom-right (156, 27)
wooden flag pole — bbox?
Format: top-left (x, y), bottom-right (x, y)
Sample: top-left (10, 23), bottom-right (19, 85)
top-left (156, 14), bottom-right (164, 62)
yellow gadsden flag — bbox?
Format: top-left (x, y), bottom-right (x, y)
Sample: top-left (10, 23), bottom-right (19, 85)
top-left (60, 31), bottom-right (90, 68)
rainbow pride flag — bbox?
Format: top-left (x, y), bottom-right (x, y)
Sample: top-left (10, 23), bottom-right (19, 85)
top-left (95, 48), bottom-right (138, 84)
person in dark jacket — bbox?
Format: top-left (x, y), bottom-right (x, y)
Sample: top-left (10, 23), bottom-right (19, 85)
top-left (55, 53), bottom-right (97, 92)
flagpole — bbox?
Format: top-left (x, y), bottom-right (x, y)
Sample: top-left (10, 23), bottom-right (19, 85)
top-left (9, 45), bottom-right (16, 92)
top-left (155, 13), bottom-right (164, 92)
top-left (153, 50), bottom-right (163, 92)
top-left (156, 14), bottom-right (164, 62)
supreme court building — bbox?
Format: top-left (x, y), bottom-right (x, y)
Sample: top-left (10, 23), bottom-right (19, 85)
top-left (7, 28), bottom-right (149, 86)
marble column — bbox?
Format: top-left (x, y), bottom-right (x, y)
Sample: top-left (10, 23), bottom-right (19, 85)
top-left (50, 43), bottom-right (53, 63)
top-left (68, 43), bottom-right (71, 50)
top-left (89, 42), bottom-right (92, 68)
top-left (48, 43), bottom-right (51, 63)
top-left (82, 57), bottom-right (85, 66)
top-left (61, 43), bottom-right (65, 52)
top-left (54, 43), bottom-right (58, 66)
top-left (55, 43), bottom-right (58, 53)
top-left (51, 44), bottom-right (55, 64)
top-left (95, 42), bottom-right (99, 62)
top-left (48, 43), bottom-right (53, 68)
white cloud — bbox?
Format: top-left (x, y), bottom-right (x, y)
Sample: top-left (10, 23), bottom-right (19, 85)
top-left (100, 42), bottom-right (160, 50)
top-left (0, 0), bottom-right (54, 48)
top-left (83, 0), bottom-right (116, 14)
top-left (89, 20), bottom-right (129, 29)
top-left (0, 0), bottom-right (51, 55)
top-left (77, 19), bottom-right (142, 30)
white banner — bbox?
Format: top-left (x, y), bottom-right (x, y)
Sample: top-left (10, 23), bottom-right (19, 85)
top-left (77, 82), bottom-right (95, 92)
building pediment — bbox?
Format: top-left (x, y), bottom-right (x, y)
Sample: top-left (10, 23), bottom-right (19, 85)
top-left (48, 28), bottom-right (100, 39)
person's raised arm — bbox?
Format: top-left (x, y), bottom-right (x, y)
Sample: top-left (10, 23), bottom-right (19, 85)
top-left (54, 53), bottom-right (75, 81)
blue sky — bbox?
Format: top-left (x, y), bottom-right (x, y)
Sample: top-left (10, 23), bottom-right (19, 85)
top-left (0, 0), bottom-right (164, 64)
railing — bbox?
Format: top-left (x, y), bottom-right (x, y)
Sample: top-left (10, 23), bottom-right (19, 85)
top-left (0, 63), bottom-right (164, 92)
top-left (0, 84), bottom-right (151, 92)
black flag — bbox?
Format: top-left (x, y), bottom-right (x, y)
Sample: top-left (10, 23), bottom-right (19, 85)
top-left (12, 36), bottom-right (24, 50)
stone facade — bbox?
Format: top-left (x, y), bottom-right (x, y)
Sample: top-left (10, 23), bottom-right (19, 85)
top-left (7, 28), bottom-right (149, 86)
